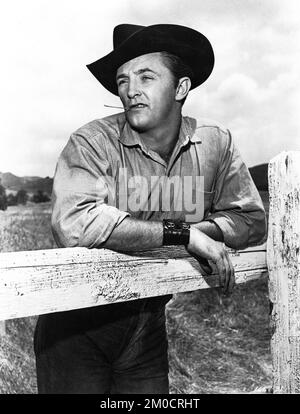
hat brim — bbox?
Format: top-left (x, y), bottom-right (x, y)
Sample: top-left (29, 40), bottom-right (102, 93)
top-left (87, 24), bottom-right (215, 96)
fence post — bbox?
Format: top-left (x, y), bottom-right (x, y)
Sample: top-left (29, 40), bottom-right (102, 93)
top-left (268, 151), bottom-right (300, 393)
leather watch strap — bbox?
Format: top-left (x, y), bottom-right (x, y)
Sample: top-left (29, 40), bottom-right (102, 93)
top-left (162, 220), bottom-right (190, 246)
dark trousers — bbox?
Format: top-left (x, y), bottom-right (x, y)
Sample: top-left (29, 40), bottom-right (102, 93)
top-left (34, 297), bottom-right (170, 394)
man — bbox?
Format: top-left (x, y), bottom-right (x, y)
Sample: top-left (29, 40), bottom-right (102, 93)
top-left (34, 24), bottom-right (266, 394)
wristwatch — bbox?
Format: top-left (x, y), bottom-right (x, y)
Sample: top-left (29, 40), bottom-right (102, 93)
top-left (162, 219), bottom-right (190, 246)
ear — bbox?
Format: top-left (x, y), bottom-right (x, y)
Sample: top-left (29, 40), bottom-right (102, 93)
top-left (175, 77), bottom-right (191, 103)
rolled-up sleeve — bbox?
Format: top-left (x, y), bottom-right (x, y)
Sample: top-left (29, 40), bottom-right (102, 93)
top-left (208, 130), bottom-right (267, 250)
top-left (51, 132), bottom-right (130, 248)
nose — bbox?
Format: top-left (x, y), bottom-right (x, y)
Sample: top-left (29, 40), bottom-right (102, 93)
top-left (127, 79), bottom-right (141, 99)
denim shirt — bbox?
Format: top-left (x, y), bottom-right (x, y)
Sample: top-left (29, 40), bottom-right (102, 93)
top-left (51, 112), bottom-right (267, 250)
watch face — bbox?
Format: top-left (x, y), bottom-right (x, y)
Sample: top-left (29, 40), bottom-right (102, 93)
top-left (164, 220), bottom-right (190, 230)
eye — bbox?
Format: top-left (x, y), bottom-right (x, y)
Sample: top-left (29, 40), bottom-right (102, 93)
top-left (141, 75), bottom-right (154, 82)
top-left (117, 79), bottom-right (128, 87)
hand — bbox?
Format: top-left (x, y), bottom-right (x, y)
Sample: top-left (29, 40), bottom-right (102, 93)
top-left (187, 226), bottom-right (235, 294)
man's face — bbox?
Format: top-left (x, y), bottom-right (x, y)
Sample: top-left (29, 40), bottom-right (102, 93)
top-left (116, 53), bottom-right (178, 133)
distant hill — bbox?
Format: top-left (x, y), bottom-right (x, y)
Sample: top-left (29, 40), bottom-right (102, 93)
top-left (249, 163), bottom-right (268, 191)
top-left (0, 172), bottom-right (53, 195)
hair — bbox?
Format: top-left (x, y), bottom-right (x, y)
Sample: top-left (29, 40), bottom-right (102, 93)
top-left (159, 51), bottom-right (194, 105)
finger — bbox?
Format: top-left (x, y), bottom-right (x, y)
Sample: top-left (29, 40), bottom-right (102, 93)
top-left (223, 252), bottom-right (235, 295)
top-left (227, 256), bottom-right (235, 294)
top-left (216, 257), bottom-right (226, 290)
top-left (216, 249), bottom-right (230, 294)
top-left (222, 253), bottom-right (231, 294)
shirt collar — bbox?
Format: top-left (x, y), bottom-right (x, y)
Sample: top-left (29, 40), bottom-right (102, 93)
top-left (119, 121), bottom-right (144, 147)
top-left (118, 115), bottom-right (201, 148)
top-left (180, 116), bottom-right (202, 144)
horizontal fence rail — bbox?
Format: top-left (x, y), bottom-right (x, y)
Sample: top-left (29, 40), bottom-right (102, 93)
top-left (0, 243), bottom-right (267, 321)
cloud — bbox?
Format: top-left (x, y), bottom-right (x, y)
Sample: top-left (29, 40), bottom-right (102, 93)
top-left (185, 58), bottom-right (299, 167)
top-left (126, 0), bottom-right (280, 26)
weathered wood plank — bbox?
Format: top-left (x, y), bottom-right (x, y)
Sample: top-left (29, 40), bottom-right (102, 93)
top-left (0, 244), bottom-right (267, 321)
top-left (268, 151), bottom-right (300, 393)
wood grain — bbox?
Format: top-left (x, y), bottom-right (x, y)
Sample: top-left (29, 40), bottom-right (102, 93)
top-left (268, 151), bottom-right (300, 393)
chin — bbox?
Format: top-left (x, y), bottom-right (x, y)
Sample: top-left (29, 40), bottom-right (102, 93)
top-left (125, 114), bottom-right (150, 132)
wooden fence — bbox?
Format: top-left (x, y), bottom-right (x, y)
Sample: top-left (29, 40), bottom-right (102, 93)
top-left (0, 151), bottom-right (299, 393)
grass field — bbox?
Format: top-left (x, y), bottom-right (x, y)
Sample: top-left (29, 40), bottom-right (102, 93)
top-left (0, 197), bottom-right (272, 394)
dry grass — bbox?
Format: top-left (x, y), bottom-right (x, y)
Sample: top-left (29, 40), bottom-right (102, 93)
top-left (0, 196), bottom-right (272, 394)
top-left (167, 278), bottom-right (272, 394)
top-left (0, 202), bottom-right (56, 252)
top-left (0, 202), bottom-right (55, 394)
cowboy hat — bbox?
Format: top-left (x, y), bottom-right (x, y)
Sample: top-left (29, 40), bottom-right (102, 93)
top-left (86, 24), bottom-right (214, 96)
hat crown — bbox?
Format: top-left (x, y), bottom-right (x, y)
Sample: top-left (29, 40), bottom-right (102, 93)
top-left (113, 24), bottom-right (145, 49)
top-left (87, 24), bottom-right (215, 96)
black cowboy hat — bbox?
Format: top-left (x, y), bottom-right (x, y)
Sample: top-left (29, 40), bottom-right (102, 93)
top-left (86, 24), bottom-right (214, 96)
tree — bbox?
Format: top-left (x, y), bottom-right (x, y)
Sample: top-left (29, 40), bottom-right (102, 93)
top-left (32, 190), bottom-right (50, 203)
top-left (0, 179), bottom-right (7, 211)
top-left (7, 193), bottom-right (17, 206)
top-left (16, 189), bottom-right (28, 205)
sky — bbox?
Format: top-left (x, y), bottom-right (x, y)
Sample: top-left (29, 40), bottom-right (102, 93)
top-left (0, 0), bottom-right (299, 177)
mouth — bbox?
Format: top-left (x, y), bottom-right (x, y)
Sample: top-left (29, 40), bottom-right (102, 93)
top-left (128, 103), bottom-right (148, 111)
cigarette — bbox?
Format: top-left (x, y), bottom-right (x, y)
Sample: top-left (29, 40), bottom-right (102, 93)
top-left (104, 104), bottom-right (124, 109)
top-left (104, 104), bottom-right (130, 111)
